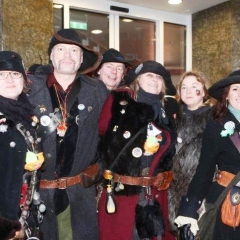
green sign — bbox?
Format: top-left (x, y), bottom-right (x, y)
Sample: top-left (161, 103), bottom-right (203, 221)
top-left (70, 21), bottom-right (87, 30)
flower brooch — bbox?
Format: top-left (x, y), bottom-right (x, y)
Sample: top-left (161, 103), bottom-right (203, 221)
top-left (220, 121), bottom-right (235, 137)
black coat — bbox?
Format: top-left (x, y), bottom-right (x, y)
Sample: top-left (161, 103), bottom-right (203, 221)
top-left (0, 123), bottom-right (26, 220)
top-left (27, 65), bottom-right (108, 240)
top-left (178, 110), bottom-right (240, 240)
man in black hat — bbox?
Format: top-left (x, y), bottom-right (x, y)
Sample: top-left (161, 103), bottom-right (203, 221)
top-left (95, 48), bottom-right (131, 91)
top-left (27, 29), bottom-right (108, 240)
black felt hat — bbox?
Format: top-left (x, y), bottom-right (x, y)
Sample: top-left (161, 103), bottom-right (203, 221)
top-left (209, 70), bottom-right (240, 100)
top-left (124, 60), bottom-right (176, 95)
top-left (48, 29), bottom-right (101, 74)
top-left (100, 48), bottom-right (131, 67)
top-left (0, 51), bottom-right (27, 81)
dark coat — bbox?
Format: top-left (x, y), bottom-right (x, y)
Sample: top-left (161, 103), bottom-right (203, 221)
top-left (168, 105), bottom-right (212, 234)
top-left (98, 89), bottom-right (176, 240)
top-left (0, 120), bottom-right (26, 220)
top-left (178, 110), bottom-right (240, 240)
top-left (27, 65), bottom-right (108, 240)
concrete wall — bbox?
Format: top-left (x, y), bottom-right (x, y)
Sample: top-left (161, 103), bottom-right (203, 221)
top-left (0, 0), bottom-right (53, 69)
top-left (192, 0), bottom-right (240, 84)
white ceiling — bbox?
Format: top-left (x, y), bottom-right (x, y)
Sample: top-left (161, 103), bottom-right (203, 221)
top-left (108, 0), bottom-right (229, 15)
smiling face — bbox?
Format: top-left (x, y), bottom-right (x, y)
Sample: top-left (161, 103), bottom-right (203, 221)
top-left (98, 62), bottom-right (125, 90)
top-left (180, 75), bottom-right (205, 110)
top-left (227, 84), bottom-right (240, 111)
top-left (138, 72), bottom-right (164, 95)
top-left (50, 43), bottom-right (83, 75)
top-left (0, 71), bottom-right (24, 100)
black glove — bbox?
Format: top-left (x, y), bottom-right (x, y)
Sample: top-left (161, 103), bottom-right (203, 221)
top-left (0, 217), bottom-right (21, 239)
top-left (179, 223), bottom-right (195, 240)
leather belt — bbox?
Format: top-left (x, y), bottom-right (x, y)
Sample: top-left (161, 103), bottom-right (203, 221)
top-left (215, 170), bottom-right (235, 187)
top-left (113, 173), bottom-right (154, 187)
top-left (40, 173), bottom-right (82, 189)
top-left (103, 170), bottom-right (173, 190)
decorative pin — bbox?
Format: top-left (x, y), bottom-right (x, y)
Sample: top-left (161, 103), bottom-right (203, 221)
top-left (123, 131), bottom-right (131, 139)
top-left (10, 141), bottom-right (16, 147)
top-left (38, 104), bottom-right (47, 113)
top-left (40, 115), bottom-right (51, 126)
top-left (88, 106), bottom-right (93, 112)
top-left (132, 147), bottom-right (142, 158)
top-left (120, 109), bottom-right (125, 114)
top-left (113, 125), bottom-right (118, 132)
top-left (75, 115), bottom-right (79, 125)
top-left (119, 100), bottom-right (128, 106)
top-left (78, 104), bottom-right (85, 110)
top-left (0, 124), bottom-right (8, 132)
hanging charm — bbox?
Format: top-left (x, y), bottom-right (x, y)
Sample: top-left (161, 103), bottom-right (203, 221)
top-left (106, 184), bottom-right (117, 214)
top-left (57, 121), bottom-right (67, 137)
top-left (115, 182), bottom-right (124, 192)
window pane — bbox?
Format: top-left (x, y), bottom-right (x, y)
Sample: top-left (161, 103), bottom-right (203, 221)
top-left (119, 17), bottom-right (156, 65)
top-left (164, 22), bottom-right (186, 85)
top-left (53, 4), bottom-right (64, 32)
top-left (70, 9), bottom-right (109, 53)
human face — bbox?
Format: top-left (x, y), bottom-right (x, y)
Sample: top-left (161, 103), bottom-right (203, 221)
top-left (227, 84), bottom-right (240, 111)
top-left (180, 75), bottom-right (205, 110)
top-left (0, 71), bottom-right (24, 100)
top-left (98, 62), bottom-right (125, 90)
top-left (50, 44), bottom-right (83, 74)
top-left (138, 72), bottom-right (163, 95)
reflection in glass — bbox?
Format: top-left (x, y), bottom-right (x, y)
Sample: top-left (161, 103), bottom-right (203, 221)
top-left (164, 22), bottom-right (186, 84)
top-left (119, 17), bottom-right (156, 66)
top-left (53, 4), bottom-right (63, 32)
top-left (69, 9), bottom-right (109, 53)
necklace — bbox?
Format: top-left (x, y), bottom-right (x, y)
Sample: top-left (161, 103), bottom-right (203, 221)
top-left (54, 84), bottom-right (68, 137)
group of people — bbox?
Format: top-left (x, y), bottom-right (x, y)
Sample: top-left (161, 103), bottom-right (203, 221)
top-left (0, 27), bottom-right (240, 240)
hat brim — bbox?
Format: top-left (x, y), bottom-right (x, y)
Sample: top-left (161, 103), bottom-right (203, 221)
top-left (209, 75), bottom-right (240, 99)
top-left (50, 32), bottom-right (101, 74)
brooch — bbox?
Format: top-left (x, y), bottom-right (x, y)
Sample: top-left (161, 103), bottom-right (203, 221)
top-left (220, 121), bottom-right (235, 137)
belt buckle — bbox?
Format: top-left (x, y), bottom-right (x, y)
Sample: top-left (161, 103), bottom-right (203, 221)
top-left (57, 178), bottom-right (67, 189)
top-left (142, 177), bottom-right (151, 187)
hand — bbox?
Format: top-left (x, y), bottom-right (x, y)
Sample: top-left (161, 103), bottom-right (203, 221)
top-left (179, 223), bottom-right (195, 240)
top-left (0, 217), bottom-right (21, 239)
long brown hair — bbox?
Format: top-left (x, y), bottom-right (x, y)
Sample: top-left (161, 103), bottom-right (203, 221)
top-left (212, 85), bottom-right (230, 120)
top-left (176, 71), bottom-right (215, 106)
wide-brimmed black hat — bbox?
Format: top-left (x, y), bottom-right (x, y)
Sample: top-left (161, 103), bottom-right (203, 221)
top-left (124, 60), bottom-right (176, 95)
top-left (209, 70), bottom-right (240, 100)
top-left (0, 51), bottom-right (27, 81)
top-left (100, 48), bottom-right (131, 67)
top-left (48, 29), bottom-right (101, 74)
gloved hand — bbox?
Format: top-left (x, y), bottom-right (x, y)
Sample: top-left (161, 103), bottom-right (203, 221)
top-left (0, 217), bottom-right (21, 239)
top-left (179, 223), bottom-right (195, 240)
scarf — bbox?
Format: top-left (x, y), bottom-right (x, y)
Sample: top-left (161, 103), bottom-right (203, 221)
top-left (228, 104), bottom-right (240, 122)
top-left (0, 93), bottom-right (34, 130)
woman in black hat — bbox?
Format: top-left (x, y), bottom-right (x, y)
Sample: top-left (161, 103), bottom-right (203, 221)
top-left (0, 51), bottom-right (44, 239)
top-left (168, 71), bottom-right (215, 236)
top-left (98, 60), bottom-right (176, 240)
top-left (175, 70), bottom-right (240, 240)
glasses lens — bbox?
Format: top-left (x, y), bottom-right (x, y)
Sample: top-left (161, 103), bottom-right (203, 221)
top-left (11, 72), bottom-right (22, 79)
top-left (0, 72), bottom-right (7, 80)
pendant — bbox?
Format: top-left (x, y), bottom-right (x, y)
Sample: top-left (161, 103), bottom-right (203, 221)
top-left (57, 122), bottom-right (67, 137)
top-left (106, 185), bottom-right (117, 214)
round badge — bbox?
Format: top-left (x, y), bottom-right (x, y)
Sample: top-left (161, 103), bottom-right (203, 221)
top-left (123, 131), bottom-right (131, 139)
top-left (119, 100), bottom-right (128, 106)
top-left (177, 137), bottom-right (182, 143)
top-left (224, 121), bottom-right (235, 130)
top-left (78, 104), bottom-right (85, 110)
top-left (10, 141), bottom-right (16, 147)
top-left (40, 115), bottom-right (51, 126)
top-left (132, 147), bottom-right (142, 158)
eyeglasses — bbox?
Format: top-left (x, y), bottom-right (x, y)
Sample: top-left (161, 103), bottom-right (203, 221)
top-left (0, 71), bottom-right (23, 80)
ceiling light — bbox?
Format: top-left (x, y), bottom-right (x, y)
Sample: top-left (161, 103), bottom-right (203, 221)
top-left (91, 29), bottom-right (103, 34)
top-left (122, 18), bottom-right (133, 23)
top-left (53, 4), bottom-right (63, 9)
top-left (168, 0), bottom-right (182, 4)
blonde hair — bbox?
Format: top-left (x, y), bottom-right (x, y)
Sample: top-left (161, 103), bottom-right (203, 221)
top-left (129, 74), bottom-right (166, 104)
